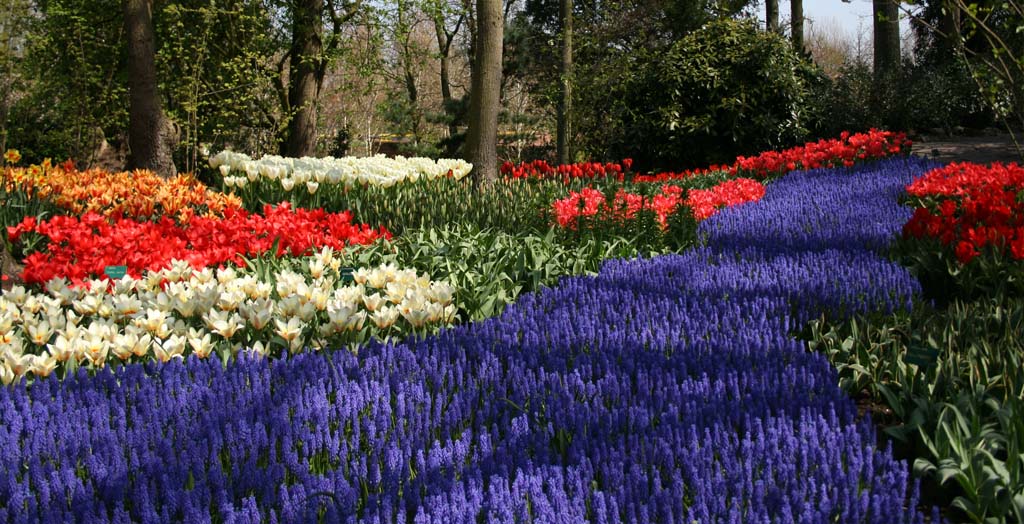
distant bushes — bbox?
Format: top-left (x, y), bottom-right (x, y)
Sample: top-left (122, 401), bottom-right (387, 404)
top-left (574, 19), bottom-right (817, 172)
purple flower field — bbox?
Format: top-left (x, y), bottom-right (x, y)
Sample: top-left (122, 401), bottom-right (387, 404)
top-left (0, 157), bottom-right (945, 523)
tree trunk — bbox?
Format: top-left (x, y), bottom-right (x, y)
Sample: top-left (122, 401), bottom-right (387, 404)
top-left (873, 0), bottom-right (901, 78)
top-left (791, 0), bottom-right (804, 53)
top-left (937, 0), bottom-right (961, 55)
top-left (282, 0), bottom-right (324, 158)
top-left (465, 0), bottom-right (502, 186)
top-left (556, 0), bottom-right (572, 165)
top-left (434, 14), bottom-right (460, 149)
top-left (398, 0), bottom-right (421, 144)
top-left (125, 0), bottom-right (177, 178)
top-left (765, 0), bottom-right (778, 33)
top-left (404, 66), bottom-right (420, 142)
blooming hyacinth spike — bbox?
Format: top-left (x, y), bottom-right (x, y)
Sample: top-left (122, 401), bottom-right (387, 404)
top-left (0, 157), bottom-right (941, 522)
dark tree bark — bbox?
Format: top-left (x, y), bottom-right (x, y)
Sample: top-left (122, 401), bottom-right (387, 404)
top-left (281, 0), bottom-right (361, 158)
top-left (282, 0), bottom-right (323, 158)
top-left (937, 0), bottom-right (962, 55)
top-left (556, 0), bottom-right (572, 165)
top-left (791, 0), bottom-right (804, 53)
top-left (765, 0), bottom-right (778, 33)
top-left (434, 9), bottom-right (464, 154)
top-left (873, 0), bottom-right (901, 78)
top-left (397, 0), bottom-right (421, 143)
top-left (125, 0), bottom-right (177, 178)
top-left (465, 0), bottom-right (502, 186)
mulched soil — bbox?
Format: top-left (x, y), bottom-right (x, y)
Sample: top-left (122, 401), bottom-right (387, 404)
top-left (911, 131), bottom-right (1024, 165)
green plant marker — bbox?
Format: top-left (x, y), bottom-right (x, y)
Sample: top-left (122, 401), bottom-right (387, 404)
top-left (104, 265), bottom-right (127, 280)
top-left (340, 268), bottom-right (355, 283)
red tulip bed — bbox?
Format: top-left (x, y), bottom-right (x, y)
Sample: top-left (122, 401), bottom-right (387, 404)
top-left (902, 161), bottom-right (1024, 263)
top-left (8, 203), bottom-right (389, 285)
top-left (501, 128), bottom-right (912, 182)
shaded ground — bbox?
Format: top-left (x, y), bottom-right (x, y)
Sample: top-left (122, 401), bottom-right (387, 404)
top-left (911, 132), bottom-right (1024, 165)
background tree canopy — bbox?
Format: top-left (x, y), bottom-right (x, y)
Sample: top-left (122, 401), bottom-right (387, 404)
top-left (0, 0), bottom-right (1019, 171)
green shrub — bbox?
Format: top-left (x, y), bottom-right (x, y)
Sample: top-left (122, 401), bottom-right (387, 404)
top-left (808, 57), bottom-right (995, 139)
top-left (598, 18), bottom-right (814, 170)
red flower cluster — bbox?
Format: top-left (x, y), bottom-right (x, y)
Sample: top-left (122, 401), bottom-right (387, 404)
top-left (632, 166), bottom-right (731, 184)
top-left (502, 130), bottom-right (910, 183)
top-left (685, 178), bottom-right (767, 220)
top-left (8, 203), bottom-right (390, 284)
top-left (551, 185), bottom-right (684, 229)
top-left (501, 159), bottom-right (630, 182)
top-left (903, 162), bottom-right (1024, 264)
top-left (732, 129), bottom-right (911, 179)
top-left (552, 178), bottom-right (764, 229)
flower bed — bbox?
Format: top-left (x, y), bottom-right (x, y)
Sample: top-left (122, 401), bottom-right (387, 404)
top-left (902, 161), bottom-right (1024, 263)
top-left (210, 151), bottom-right (473, 188)
top-left (501, 159), bottom-right (631, 181)
top-left (729, 129), bottom-right (912, 180)
top-left (1, 162), bottom-right (242, 221)
top-left (551, 178), bottom-right (765, 230)
top-left (0, 254), bottom-right (455, 383)
top-left (0, 156), bottom-right (937, 522)
top-left (551, 185), bottom-right (686, 229)
top-left (501, 129), bottom-right (912, 183)
top-left (8, 203), bottom-right (389, 284)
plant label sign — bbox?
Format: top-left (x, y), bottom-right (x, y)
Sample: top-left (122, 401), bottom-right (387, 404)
top-left (104, 265), bottom-right (128, 280)
top-left (340, 268), bottom-right (355, 283)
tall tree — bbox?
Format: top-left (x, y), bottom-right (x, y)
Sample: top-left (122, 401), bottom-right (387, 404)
top-left (765, 0), bottom-right (778, 33)
top-left (431, 0), bottom-right (465, 155)
top-left (873, 0), bottom-right (901, 78)
top-left (791, 0), bottom-right (803, 52)
top-left (125, 0), bottom-right (177, 177)
top-left (556, 0), bottom-right (571, 164)
top-left (282, 0), bottom-right (324, 157)
top-left (280, 0), bottom-right (361, 158)
top-left (465, 0), bottom-right (502, 185)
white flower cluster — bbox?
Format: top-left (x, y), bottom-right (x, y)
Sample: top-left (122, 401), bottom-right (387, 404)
top-left (209, 151), bottom-right (473, 191)
top-left (0, 249), bottom-right (457, 384)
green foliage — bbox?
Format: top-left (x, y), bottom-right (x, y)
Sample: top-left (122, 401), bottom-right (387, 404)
top-left (506, 0), bottom-right (756, 164)
top-left (0, 0), bottom-right (30, 153)
top-left (11, 0), bottom-right (128, 164)
top-left (228, 175), bottom-right (571, 235)
top-left (7, 0), bottom-right (283, 167)
top-left (579, 18), bottom-right (814, 171)
top-left (947, 1), bottom-right (1024, 137)
top-left (893, 233), bottom-right (1024, 306)
top-left (808, 57), bottom-right (995, 138)
top-left (809, 295), bottom-right (1024, 523)
top-left (328, 224), bottom-right (643, 320)
top-left (155, 0), bottom-right (282, 171)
